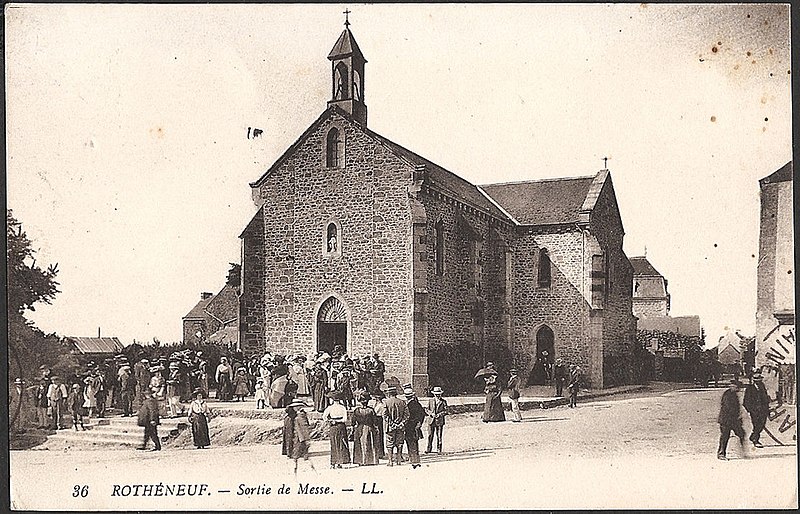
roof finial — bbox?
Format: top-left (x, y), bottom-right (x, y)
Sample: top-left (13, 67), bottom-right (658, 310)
top-left (343, 8), bottom-right (351, 28)
top-left (644, 245), bottom-right (647, 257)
top-left (602, 156), bottom-right (608, 170)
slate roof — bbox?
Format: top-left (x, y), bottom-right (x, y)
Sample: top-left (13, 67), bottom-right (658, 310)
top-left (479, 176), bottom-right (596, 225)
top-left (637, 316), bottom-right (701, 337)
top-left (630, 256), bottom-right (664, 277)
top-left (328, 28), bottom-right (366, 60)
top-left (184, 294), bottom-right (214, 320)
top-left (365, 129), bottom-right (508, 219)
top-left (205, 284), bottom-right (239, 325)
top-left (760, 161), bottom-right (792, 185)
top-left (66, 337), bottom-right (124, 355)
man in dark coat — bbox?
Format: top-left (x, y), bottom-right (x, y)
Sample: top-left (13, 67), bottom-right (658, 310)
top-left (717, 380), bottom-right (746, 460)
top-left (137, 389), bottom-right (161, 451)
top-left (743, 371), bottom-right (771, 448)
top-left (403, 386), bottom-right (425, 469)
top-left (553, 358), bottom-right (567, 397)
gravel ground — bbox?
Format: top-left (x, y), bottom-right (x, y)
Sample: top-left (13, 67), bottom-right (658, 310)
top-left (10, 387), bottom-right (797, 510)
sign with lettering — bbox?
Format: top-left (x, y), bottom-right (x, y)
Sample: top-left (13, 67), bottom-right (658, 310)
top-left (759, 325), bottom-right (796, 445)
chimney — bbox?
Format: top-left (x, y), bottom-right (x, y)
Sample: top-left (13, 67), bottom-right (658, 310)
top-left (201, 292), bottom-right (213, 300)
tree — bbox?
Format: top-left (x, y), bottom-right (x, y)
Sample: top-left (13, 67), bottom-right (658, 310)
top-left (7, 209), bottom-right (59, 314)
top-left (226, 263), bottom-right (241, 288)
top-left (7, 210), bottom-right (77, 385)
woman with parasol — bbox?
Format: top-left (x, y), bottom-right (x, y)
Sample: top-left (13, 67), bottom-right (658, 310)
top-left (476, 362), bottom-right (505, 422)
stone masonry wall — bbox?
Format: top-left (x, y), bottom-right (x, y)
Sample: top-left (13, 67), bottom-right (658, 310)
top-left (419, 189), bottom-right (512, 362)
top-left (632, 299), bottom-right (668, 319)
top-left (239, 208), bottom-right (266, 355)
top-left (511, 227), bottom-right (591, 383)
top-left (589, 180), bottom-right (636, 387)
top-left (247, 110), bottom-right (415, 380)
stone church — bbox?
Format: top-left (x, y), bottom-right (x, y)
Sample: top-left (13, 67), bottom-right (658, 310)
top-left (239, 25), bottom-right (637, 391)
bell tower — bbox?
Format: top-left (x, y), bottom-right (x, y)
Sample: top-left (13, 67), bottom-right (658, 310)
top-left (327, 12), bottom-right (367, 125)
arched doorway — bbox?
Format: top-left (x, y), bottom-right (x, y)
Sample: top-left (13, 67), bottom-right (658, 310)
top-left (528, 325), bottom-right (555, 385)
top-left (317, 296), bottom-right (348, 356)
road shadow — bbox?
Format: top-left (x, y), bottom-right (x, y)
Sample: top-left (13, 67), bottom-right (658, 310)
top-left (419, 447), bottom-right (499, 464)
top-left (9, 428), bottom-right (55, 450)
top-left (518, 417), bottom-right (569, 423)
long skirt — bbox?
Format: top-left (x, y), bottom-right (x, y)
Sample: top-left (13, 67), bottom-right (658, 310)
top-left (483, 391), bottom-right (505, 422)
top-left (352, 424), bottom-right (379, 465)
top-left (312, 384), bottom-right (327, 412)
top-left (217, 375), bottom-right (231, 400)
top-left (375, 416), bottom-right (386, 459)
top-left (282, 417), bottom-right (294, 456)
top-left (191, 414), bottom-right (211, 448)
top-left (328, 423), bottom-right (351, 465)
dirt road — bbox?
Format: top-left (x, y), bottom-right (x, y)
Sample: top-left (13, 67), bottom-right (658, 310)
top-left (10, 387), bottom-right (797, 510)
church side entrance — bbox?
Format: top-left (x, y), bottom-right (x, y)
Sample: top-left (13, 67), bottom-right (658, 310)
top-left (317, 296), bottom-right (348, 356)
top-left (528, 325), bottom-right (555, 386)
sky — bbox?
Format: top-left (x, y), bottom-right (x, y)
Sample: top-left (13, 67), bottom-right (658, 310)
top-left (5, 3), bottom-right (793, 347)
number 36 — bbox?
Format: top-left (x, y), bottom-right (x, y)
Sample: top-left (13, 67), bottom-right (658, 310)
top-left (73, 485), bottom-right (89, 498)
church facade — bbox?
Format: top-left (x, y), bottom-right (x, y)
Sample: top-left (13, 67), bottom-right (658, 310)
top-left (239, 26), bottom-right (637, 391)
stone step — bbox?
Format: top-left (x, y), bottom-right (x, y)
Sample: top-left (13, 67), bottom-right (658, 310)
top-left (46, 431), bottom-right (143, 447)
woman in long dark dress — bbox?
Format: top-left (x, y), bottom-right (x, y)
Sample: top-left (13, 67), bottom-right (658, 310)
top-left (309, 362), bottom-right (328, 412)
top-left (368, 390), bottom-right (386, 460)
top-left (322, 392), bottom-right (351, 468)
top-left (282, 404), bottom-right (297, 457)
top-left (188, 389), bottom-right (211, 449)
top-left (352, 394), bottom-right (380, 466)
top-left (482, 375), bottom-right (505, 422)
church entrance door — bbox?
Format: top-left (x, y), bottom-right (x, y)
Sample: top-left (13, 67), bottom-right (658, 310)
top-left (316, 296), bottom-right (348, 356)
top-left (528, 325), bottom-right (555, 386)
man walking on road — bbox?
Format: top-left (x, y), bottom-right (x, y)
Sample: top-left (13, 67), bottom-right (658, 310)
top-left (136, 389), bottom-right (161, 451)
top-left (717, 380), bottom-right (746, 460)
top-left (743, 371), bottom-right (770, 449)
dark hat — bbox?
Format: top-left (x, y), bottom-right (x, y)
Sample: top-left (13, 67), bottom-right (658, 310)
top-left (326, 391), bottom-right (344, 400)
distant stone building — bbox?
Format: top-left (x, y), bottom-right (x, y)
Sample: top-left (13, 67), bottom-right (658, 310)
top-left (631, 255), bottom-right (704, 381)
top-left (631, 256), bottom-right (670, 318)
top-left (238, 25), bottom-right (637, 390)
top-left (182, 284), bottom-right (239, 346)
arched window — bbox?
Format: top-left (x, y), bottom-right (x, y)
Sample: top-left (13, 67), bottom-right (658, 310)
top-left (537, 248), bottom-right (551, 288)
top-left (353, 69), bottom-right (361, 101)
top-left (326, 128), bottom-right (343, 168)
top-left (335, 62), bottom-right (349, 100)
top-left (323, 219), bottom-right (342, 257)
top-left (327, 223), bottom-right (338, 253)
top-left (434, 220), bottom-right (444, 275)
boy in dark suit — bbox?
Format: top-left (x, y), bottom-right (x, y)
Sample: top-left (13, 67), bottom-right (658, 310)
top-left (717, 380), bottom-right (746, 460)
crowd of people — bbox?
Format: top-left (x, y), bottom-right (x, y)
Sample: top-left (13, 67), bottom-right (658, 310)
top-left (233, 346), bottom-right (388, 412)
top-left (282, 383), bottom-right (448, 473)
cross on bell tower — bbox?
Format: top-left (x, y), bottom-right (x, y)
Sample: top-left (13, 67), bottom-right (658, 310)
top-left (327, 13), bottom-right (368, 125)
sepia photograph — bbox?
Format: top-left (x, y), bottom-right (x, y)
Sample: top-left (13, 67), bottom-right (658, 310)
top-left (5, 2), bottom-right (796, 510)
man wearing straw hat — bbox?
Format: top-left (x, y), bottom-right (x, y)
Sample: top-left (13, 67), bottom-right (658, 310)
top-left (403, 385), bottom-right (425, 469)
top-left (425, 386), bottom-right (448, 454)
